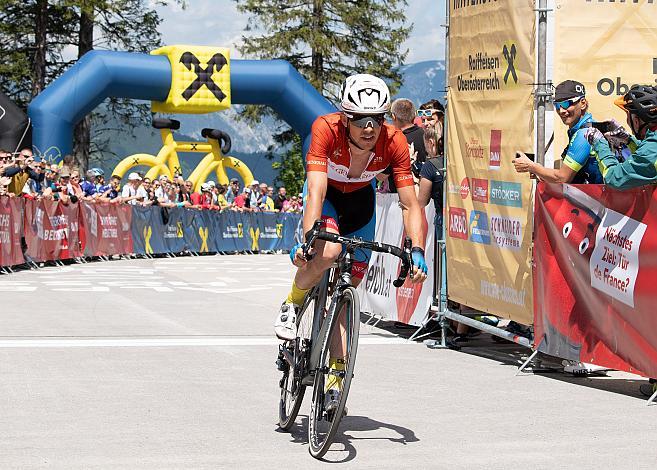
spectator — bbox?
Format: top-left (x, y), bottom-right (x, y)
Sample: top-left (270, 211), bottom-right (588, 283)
top-left (155, 175), bottom-right (171, 202)
top-left (585, 85), bottom-right (657, 189)
top-left (121, 172), bottom-right (146, 205)
top-left (418, 127), bottom-right (444, 234)
top-left (248, 180), bottom-right (260, 209)
top-left (216, 184), bottom-right (229, 210)
top-left (259, 182), bottom-right (274, 211)
top-left (41, 164), bottom-right (61, 199)
top-left (514, 80), bottom-right (604, 184)
top-left (97, 175), bottom-right (121, 202)
top-left (418, 99), bottom-right (445, 157)
top-left (225, 177), bottom-right (240, 204)
top-left (57, 169), bottom-right (72, 203)
top-left (232, 187), bottom-right (250, 211)
top-left (0, 149), bottom-right (44, 196)
top-left (274, 186), bottom-right (287, 211)
top-left (80, 169), bottom-right (98, 198)
top-left (178, 180), bottom-right (193, 204)
top-left (60, 153), bottom-right (79, 177)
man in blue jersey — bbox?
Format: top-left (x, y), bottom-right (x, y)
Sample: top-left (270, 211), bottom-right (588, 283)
top-left (513, 80), bottom-right (604, 184)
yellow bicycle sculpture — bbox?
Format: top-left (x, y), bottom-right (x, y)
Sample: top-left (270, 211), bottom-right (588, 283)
top-left (113, 118), bottom-right (253, 192)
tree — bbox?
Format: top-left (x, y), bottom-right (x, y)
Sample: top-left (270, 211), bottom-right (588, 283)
top-left (0, 0), bottom-right (181, 170)
top-left (235, 0), bottom-right (411, 188)
top-left (270, 133), bottom-right (305, 196)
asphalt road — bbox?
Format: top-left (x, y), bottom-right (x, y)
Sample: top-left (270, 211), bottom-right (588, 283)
top-left (1, 255), bottom-right (656, 469)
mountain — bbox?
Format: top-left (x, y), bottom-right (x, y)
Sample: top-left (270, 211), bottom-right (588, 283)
top-left (97, 60), bottom-right (446, 184)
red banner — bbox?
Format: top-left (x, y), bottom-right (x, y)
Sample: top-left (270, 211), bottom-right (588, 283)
top-left (534, 183), bottom-right (657, 378)
top-left (23, 199), bottom-right (83, 262)
top-left (81, 202), bottom-right (133, 257)
top-left (0, 197), bottom-right (24, 267)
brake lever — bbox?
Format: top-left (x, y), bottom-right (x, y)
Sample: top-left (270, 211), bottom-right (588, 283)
top-left (301, 220), bottom-right (323, 261)
top-left (393, 237), bottom-right (413, 288)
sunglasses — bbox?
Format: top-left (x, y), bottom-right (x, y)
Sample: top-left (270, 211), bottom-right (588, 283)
top-left (417, 109), bottom-right (442, 118)
top-left (554, 96), bottom-right (584, 111)
top-left (349, 114), bottom-right (385, 129)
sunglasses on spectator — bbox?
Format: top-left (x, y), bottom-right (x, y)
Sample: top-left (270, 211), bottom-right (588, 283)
top-left (554, 96), bottom-right (584, 111)
top-left (348, 114), bottom-right (385, 129)
top-left (417, 109), bottom-right (442, 118)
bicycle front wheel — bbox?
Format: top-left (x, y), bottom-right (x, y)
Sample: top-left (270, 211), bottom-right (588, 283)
top-left (278, 288), bottom-right (319, 430)
top-left (308, 286), bottom-right (360, 459)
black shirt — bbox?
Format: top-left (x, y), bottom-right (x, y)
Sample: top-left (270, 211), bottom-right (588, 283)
top-left (403, 124), bottom-right (428, 164)
top-left (419, 157), bottom-right (445, 212)
top-left (274, 194), bottom-right (287, 211)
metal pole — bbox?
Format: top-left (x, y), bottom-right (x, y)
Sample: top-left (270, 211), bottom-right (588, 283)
top-left (536, 0), bottom-right (549, 166)
top-left (441, 0), bottom-right (450, 310)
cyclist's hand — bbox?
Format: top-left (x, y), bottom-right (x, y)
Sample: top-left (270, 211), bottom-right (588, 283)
top-left (584, 127), bottom-right (605, 146)
top-left (289, 243), bottom-right (311, 267)
top-left (410, 247), bottom-right (428, 283)
top-left (604, 121), bottom-right (631, 149)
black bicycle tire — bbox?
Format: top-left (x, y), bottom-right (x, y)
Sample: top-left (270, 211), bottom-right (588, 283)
top-left (308, 286), bottom-right (360, 459)
top-left (278, 288), bottom-right (318, 430)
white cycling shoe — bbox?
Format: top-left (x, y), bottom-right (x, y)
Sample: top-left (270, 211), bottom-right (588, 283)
top-left (274, 302), bottom-right (298, 341)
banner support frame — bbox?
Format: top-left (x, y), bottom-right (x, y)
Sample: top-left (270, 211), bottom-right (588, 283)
top-left (535, 0), bottom-right (551, 166)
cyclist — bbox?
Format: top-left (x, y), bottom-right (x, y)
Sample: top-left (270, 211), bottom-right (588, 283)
top-left (273, 74), bottom-right (429, 408)
top-left (514, 80), bottom-right (604, 184)
top-left (584, 85), bottom-right (657, 189)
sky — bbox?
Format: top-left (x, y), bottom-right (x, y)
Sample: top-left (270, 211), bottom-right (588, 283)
top-left (154, 0), bottom-right (447, 64)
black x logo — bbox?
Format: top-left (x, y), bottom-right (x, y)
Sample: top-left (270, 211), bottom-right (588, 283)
top-left (132, 157), bottom-right (140, 165)
top-left (180, 52), bottom-right (228, 102)
top-left (503, 44), bottom-right (518, 85)
top-left (191, 143), bottom-right (197, 151)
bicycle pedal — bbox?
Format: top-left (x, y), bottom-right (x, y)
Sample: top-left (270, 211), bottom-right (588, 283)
top-left (275, 358), bottom-right (288, 372)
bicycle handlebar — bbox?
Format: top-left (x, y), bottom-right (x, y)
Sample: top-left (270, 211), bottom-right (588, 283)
top-left (302, 220), bottom-right (413, 288)
top-left (201, 128), bottom-right (232, 154)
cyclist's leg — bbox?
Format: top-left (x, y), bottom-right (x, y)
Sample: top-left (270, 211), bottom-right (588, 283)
top-left (275, 191), bottom-right (341, 340)
top-left (326, 183), bottom-right (376, 393)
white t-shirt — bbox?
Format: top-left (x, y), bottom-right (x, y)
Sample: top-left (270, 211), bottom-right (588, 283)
top-left (121, 183), bottom-right (141, 205)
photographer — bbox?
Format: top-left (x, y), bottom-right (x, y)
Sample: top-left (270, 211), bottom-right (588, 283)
top-left (0, 149), bottom-right (45, 196)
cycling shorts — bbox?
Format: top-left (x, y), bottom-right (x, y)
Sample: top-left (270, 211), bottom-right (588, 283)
top-left (303, 180), bottom-right (376, 280)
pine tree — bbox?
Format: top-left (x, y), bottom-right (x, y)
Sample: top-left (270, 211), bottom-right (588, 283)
top-left (235, 0), bottom-right (411, 187)
top-left (0, 0), bottom-right (181, 170)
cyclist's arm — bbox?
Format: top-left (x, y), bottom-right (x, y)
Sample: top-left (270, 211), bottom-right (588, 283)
top-left (304, 171), bottom-right (327, 237)
top-left (592, 135), bottom-right (657, 189)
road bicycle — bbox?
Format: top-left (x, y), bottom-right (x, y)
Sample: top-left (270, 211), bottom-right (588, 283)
top-left (276, 219), bottom-right (412, 459)
top-left (113, 117), bottom-right (254, 192)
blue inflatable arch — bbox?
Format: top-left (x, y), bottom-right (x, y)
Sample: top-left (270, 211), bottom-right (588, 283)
top-left (28, 50), bottom-right (336, 161)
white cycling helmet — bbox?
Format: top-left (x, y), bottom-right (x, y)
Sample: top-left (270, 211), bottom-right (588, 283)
top-left (340, 74), bottom-right (391, 116)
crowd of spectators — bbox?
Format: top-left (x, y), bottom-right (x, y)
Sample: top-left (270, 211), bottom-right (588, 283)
top-left (0, 150), bottom-right (302, 214)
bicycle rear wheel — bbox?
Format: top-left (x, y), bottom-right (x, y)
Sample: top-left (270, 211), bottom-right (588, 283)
top-left (308, 286), bottom-right (360, 459)
top-left (278, 288), bottom-right (319, 430)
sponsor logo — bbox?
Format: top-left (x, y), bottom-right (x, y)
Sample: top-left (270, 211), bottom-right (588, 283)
top-left (465, 137), bottom-right (485, 159)
top-left (471, 178), bottom-right (488, 203)
top-left (502, 43), bottom-right (518, 85)
top-left (597, 75), bottom-right (657, 96)
top-left (448, 207), bottom-right (468, 240)
top-left (490, 180), bottom-right (522, 208)
top-left (489, 130), bottom-right (501, 169)
top-left (460, 177), bottom-right (470, 199)
top-left (469, 210), bottom-right (491, 245)
top-left (489, 215), bottom-right (522, 250)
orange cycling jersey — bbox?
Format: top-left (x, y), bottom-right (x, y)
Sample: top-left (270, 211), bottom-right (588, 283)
top-left (305, 112), bottom-right (414, 193)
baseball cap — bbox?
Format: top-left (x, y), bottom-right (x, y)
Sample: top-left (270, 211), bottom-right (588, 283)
top-left (230, 177), bottom-right (239, 183)
top-left (201, 183), bottom-right (211, 192)
top-left (554, 80), bottom-right (586, 101)
top-left (250, 180), bottom-right (259, 186)
top-left (207, 181), bottom-right (216, 187)
top-left (128, 172), bottom-right (142, 181)
top-left (60, 169), bottom-right (71, 178)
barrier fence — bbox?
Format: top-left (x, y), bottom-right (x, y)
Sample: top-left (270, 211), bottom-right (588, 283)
top-left (534, 182), bottom-right (657, 379)
top-left (0, 197), bottom-right (301, 266)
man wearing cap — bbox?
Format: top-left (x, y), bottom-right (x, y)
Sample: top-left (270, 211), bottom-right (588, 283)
top-left (514, 80), bottom-right (604, 184)
top-left (121, 172), bottom-right (146, 205)
top-left (248, 180), bottom-right (260, 210)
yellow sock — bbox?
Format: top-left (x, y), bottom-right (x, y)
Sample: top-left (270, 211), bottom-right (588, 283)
top-left (325, 358), bottom-right (345, 391)
top-left (286, 280), bottom-right (309, 306)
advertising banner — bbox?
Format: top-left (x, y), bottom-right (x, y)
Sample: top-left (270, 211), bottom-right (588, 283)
top-left (82, 202), bottom-right (133, 257)
top-left (551, 0), bottom-right (657, 159)
top-left (23, 199), bottom-right (82, 261)
top-left (446, 0), bottom-right (535, 323)
top-left (130, 207), bottom-right (301, 255)
top-left (358, 194), bottom-right (436, 326)
top-left (534, 182), bottom-right (657, 378)
top-left (0, 196), bottom-right (24, 267)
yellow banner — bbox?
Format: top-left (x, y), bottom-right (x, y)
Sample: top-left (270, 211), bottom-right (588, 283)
top-left (552, 0), bottom-right (657, 155)
top-left (152, 45), bottom-right (231, 114)
top-left (446, 0), bottom-right (535, 324)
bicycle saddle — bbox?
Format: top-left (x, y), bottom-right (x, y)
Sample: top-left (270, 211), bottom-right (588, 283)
top-left (201, 128), bottom-right (232, 154)
top-left (152, 118), bottom-right (181, 130)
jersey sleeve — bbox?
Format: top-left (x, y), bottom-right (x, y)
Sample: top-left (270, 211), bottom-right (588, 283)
top-left (562, 130), bottom-right (592, 172)
top-left (593, 134), bottom-right (657, 189)
top-left (389, 131), bottom-right (414, 189)
top-left (305, 117), bottom-right (334, 173)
